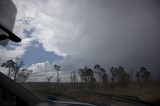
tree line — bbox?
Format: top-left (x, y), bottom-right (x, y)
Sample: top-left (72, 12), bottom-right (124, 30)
top-left (70, 64), bottom-right (152, 88)
top-left (0, 58), bottom-right (153, 88)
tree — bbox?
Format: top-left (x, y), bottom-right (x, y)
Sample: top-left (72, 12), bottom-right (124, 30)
top-left (1, 59), bottom-right (15, 78)
top-left (78, 66), bottom-right (95, 87)
top-left (16, 68), bottom-right (32, 82)
top-left (85, 67), bottom-right (94, 82)
top-left (54, 64), bottom-right (61, 87)
top-left (110, 67), bottom-right (117, 83)
top-left (117, 66), bottom-right (130, 86)
top-left (94, 64), bottom-right (102, 82)
top-left (102, 71), bottom-right (108, 87)
top-left (70, 71), bottom-right (77, 86)
top-left (46, 76), bottom-right (53, 85)
top-left (14, 58), bottom-right (24, 81)
top-left (1, 58), bottom-right (31, 82)
top-left (136, 71), bottom-right (140, 82)
top-left (110, 66), bottom-right (130, 87)
top-left (78, 68), bottom-right (85, 86)
top-left (136, 67), bottom-right (151, 83)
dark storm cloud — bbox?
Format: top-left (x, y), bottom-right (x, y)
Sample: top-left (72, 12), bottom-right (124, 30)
top-left (60, 0), bottom-right (160, 77)
top-left (12, 0), bottom-right (160, 81)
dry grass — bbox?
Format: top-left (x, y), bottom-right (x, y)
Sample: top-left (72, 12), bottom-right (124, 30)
top-left (24, 82), bottom-right (160, 105)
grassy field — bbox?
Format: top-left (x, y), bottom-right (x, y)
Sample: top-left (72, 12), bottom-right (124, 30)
top-left (24, 82), bottom-right (160, 105)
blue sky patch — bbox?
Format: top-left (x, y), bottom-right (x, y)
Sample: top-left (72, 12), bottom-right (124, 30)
top-left (22, 42), bottom-right (63, 67)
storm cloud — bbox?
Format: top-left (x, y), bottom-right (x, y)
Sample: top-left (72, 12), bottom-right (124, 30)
top-left (10, 0), bottom-right (160, 81)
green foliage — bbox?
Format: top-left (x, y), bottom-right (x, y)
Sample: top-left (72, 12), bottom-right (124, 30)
top-left (94, 64), bottom-right (102, 82)
top-left (102, 72), bottom-right (108, 86)
top-left (78, 66), bottom-right (94, 83)
top-left (117, 66), bottom-right (130, 86)
top-left (78, 65), bottom-right (109, 88)
top-left (1, 58), bottom-right (31, 82)
top-left (136, 67), bottom-right (151, 83)
top-left (54, 64), bottom-right (61, 72)
top-left (1, 59), bottom-right (16, 78)
top-left (110, 66), bottom-right (130, 86)
top-left (78, 66), bottom-right (97, 88)
top-left (110, 67), bottom-right (117, 82)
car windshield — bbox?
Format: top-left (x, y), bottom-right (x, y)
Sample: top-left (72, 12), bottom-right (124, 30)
top-left (0, 0), bottom-right (160, 106)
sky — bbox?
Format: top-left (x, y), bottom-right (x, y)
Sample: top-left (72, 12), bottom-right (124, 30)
top-left (0, 0), bottom-right (160, 82)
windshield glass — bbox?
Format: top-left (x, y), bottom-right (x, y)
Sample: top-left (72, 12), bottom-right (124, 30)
top-left (0, 0), bottom-right (160, 106)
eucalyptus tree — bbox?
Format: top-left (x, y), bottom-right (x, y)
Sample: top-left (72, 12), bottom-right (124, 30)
top-left (85, 67), bottom-right (94, 83)
top-left (94, 64), bottom-right (102, 82)
top-left (110, 67), bottom-right (117, 83)
top-left (17, 68), bottom-right (32, 82)
top-left (101, 68), bottom-right (108, 87)
top-left (1, 59), bottom-right (15, 78)
top-left (117, 66), bottom-right (130, 86)
top-left (136, 67), bottom-right (151, 83)
top-left (110, 66), bottom-right (130, 87)
top-left (54, 64), bottom-right (61, 87)
top-left (70, 71), bottom-right (77, 86)
top-left (78, 66), bottom-right (95, 87)
top-left (14, 57), bottom-right (24, 81)
top-left (1, 58), bottom-right (31, 82)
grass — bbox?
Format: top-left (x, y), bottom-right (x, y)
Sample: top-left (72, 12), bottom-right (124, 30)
top-left (24, 82), bottom-right (160, 105)
top-left (120, 84), bottom-right (160, 102)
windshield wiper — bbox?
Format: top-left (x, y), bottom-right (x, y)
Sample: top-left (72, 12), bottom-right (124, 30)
top-left (0, 24), bottom-right (21, 42)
